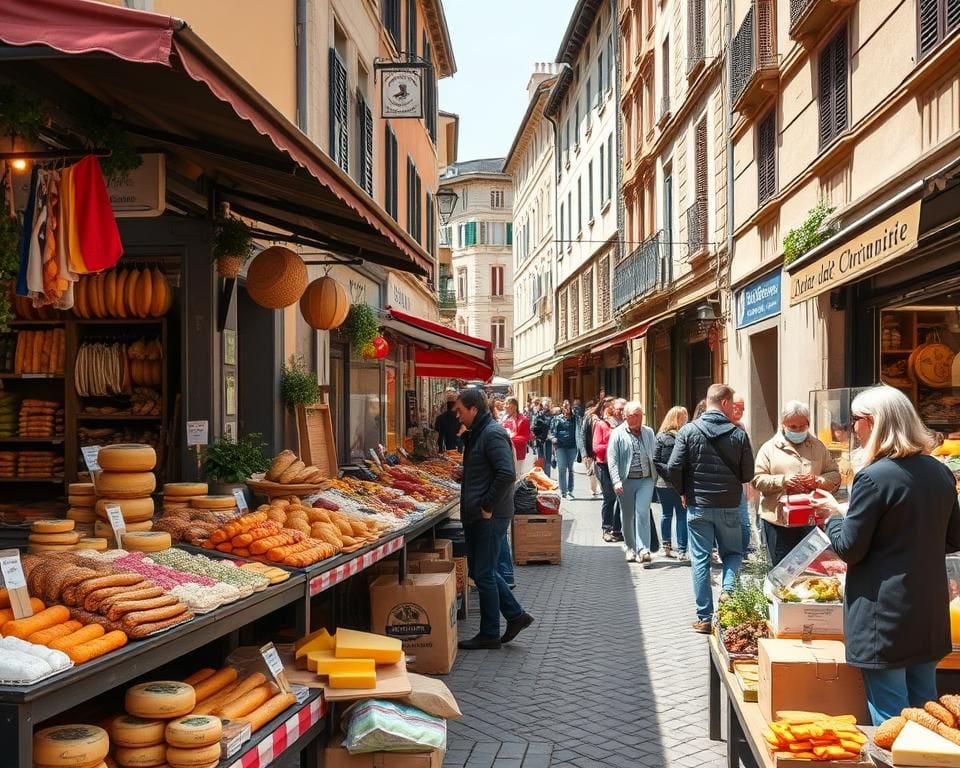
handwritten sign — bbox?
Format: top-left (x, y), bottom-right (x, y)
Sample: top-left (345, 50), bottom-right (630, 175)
top-left (259, 642), bottom-right (292, 695)
top-left (105, 504), bottom-right (126, 545)
top-left (186, 420), bottom-right (209, 447)
top-left (232, 488), bottom-right (248, 512)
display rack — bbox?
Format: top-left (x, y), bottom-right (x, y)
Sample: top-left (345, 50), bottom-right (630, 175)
top-left (225, 689), bottom-right (325, 768)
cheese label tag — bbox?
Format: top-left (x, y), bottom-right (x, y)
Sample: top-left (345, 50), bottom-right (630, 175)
top-left (221, 721), bottom-right (251, 758)
top-left (368, 449), bottom-right (382, 467)
top-left (232, 488), bottom-right (248, 512)
top-left (0, 549), bottom-right (32, 618)
top-left (260, 642), bottom-right (292, 694)
top-left (81, 445), bottom-right (101, 473)
top-left (105, 504), bottom-right (126, 544)
top-left (398, 447), bottom-right (410, 458)
top-left (292, 684), bottom-right (310, 704)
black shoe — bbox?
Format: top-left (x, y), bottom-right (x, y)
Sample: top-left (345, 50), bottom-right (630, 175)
top-left (611, 532), bottom-right (624, 542)
top-left (458, 634), bottom-right (502, 650)
top-left (501, 612), bottom-right (535, 644)
top-left (507, 583), bottom-right (517, 590)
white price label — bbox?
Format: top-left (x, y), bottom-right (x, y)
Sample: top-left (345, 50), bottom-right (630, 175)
top-left (292, 684), bottom-right (309, 704)
top-left (398, 447), bottom-right (410, 458)
top-left (0, 552), bottom-right (26, 589)
top-left (186, 420), bottom-right (209, 447)
top-left (368, 449), bottom-right (383, 467)
top-left (81, 446), bottom-right (101, 473)
top-left (105, 504), bottom-right (126, 544)
top-left (232, 488), bottom-right (248, 512)
top-left (259, 642), bottom-right (291, 694)
top-left (223, 723), bottom-right (251, 758)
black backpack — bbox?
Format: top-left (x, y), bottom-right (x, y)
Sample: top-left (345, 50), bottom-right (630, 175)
top-left (532, 413), bottom-right (550, 441)
top-left (581, 415), bottom-right (595, 458)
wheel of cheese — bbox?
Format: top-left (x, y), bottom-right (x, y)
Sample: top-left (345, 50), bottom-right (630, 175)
top-left (95, 519), bottom-right (153, 539)
top-left (164, 715), bottom-right (222, 748)
top-left (125, 681), bottom-right (196, 719)
top-left (164, 743), bottom-right (221, 768)
top-left (162, 502), bottom-right (190, 512)
top-left (76, 537), bottom-right (109, 551)
top-left (69, 482), bottom-right (95, 496)
top-left (95, 471), bottom-right (156, 498)
top-left (28, 543), bottom-right (77, 554)
top-left (67, 507), bottom-right (97, 523)
top-left (68, 495), bottom-right (96, 508)
top-left (122, 531), bottom-right (171, 553)
top-left (98, 444), bottom-right (157, 472)
top-left (29, 531), bottom-right (81, 544)
top-left (33, 724), bottom-right (109, 768)
top-left (163, 482), bottom-right (208, 497)
top-left (109, 715), bottom-right (167, 748)
top-left (113, 742), bottom-right (167, 768)
top-left (32, 518), bottom-right (75, 534)
top-left (187, 495), bottom-right (237, 510)
top-left (96, 497), bottom-right (155, 522)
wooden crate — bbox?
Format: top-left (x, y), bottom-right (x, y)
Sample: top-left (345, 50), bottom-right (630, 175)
top-left (513, 514), bottom-right (561, 565)
top-left (296, 403), bottom-right (338, 479)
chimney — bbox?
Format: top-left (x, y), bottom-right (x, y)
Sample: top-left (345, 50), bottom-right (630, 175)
top-left (526, 62), bottom-right (557, 100)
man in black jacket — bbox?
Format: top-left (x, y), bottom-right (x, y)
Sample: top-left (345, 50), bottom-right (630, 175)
top-left (667, 383), bottom-right (755, 634)
top-left (455, 388), bottom-right (534, 650)
top-left (434, 395), bottom-right (461, 452)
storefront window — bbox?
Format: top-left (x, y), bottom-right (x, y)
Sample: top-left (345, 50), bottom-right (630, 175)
top-left (349, 364), bottom-right (382, 460)
top-left (385, 364), bottom-right (398, 452)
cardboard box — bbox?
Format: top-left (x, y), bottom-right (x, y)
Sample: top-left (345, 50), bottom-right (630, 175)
top-left (369, 560), bottom-right (458, 675)
top-left (758, 638), bottom-right (869, 724)
top-left (410, 538), bottom-right (453, 562)
top-left (513, 514), bottom-right (561, 564)
top-left (325, 739), bottom-right (443, 768)
top-left (765, 578), bottom-right (844, 639)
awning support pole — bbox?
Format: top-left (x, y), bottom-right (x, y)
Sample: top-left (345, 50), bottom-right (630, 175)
top-left (217, 277), bottom-right (236, 334)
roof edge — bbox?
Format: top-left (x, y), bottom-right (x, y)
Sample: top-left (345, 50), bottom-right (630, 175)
top-left (423, 0), bottom-right (457, 77)
top-left (555, 0), bottom-right (603, 64)
top-left (503, 78), bottom-right (556, 173)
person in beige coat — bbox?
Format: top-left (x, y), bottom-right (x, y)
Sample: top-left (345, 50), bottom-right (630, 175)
top-left (752, 400), bottom-right (841, 565)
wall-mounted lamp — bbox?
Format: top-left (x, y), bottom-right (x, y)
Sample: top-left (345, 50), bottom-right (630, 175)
top-left (435, 187), bottom-right (459, 226)
top-left (10, 159), bottom-right (27, 172)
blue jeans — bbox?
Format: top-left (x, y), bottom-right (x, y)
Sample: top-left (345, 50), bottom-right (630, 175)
top-left (657, 487), bottom-right (687, 552)
top-left (617, 477), bottom-right (656, 554)
top-left (463, 517), bottom-right (524, 638)
top-left (739, 496), bottom-right (751, 552)
top-left (497, 529), bottom-right (515, 586)
top-left (687, 506), bottom-right (744, 622)
top-left (555, 446), bottom-right (578, 495)
top-left (537, 440), bottom-right (553, 478)
top-left (595, 463), bottom-right (622, 534)
top-left (860, 663), bottom-right (939, 725)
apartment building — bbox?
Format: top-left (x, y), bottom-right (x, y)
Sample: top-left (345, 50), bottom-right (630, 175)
top-left (505, 65), bottom-right (560, 402)
top-left (439, 160), bottom-right (516, 377)
top-left (545, 0), bottom-right (621, 400)
top-left (727, 0), bottom-right (960, 449)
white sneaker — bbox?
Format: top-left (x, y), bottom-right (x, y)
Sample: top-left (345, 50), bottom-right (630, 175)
top-left (625, 548), bottom-right (637, 562)
top-left (620, 542), bottom-right (629, 553)
top-left (639, 551), bottom-right (652, 563)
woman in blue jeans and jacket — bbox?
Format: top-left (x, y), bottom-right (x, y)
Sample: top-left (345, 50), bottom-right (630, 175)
top-left (550, 401), bottom-right (579, 499)
top-left (654, 406), bottom-right (689, 561)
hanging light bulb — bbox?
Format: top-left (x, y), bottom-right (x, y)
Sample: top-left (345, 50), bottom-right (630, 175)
top-left (10, 159), bottom-right (28, 172)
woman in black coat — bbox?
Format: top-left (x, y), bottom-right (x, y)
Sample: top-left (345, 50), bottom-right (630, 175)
top-left (812, 385), bottom-right (960, 725)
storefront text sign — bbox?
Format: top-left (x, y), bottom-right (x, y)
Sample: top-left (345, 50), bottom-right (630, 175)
top-left (788, 200), bottom-right (921, 306)
top-left (380, 68), bottom-right (424, 119)
top-left (737, 270), bottom-right (781, 328)
top-left (107, 153), bottom-right (165, 217)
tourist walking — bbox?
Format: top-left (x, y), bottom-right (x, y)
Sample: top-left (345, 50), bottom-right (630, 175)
top-left (811, 386), bottom-right (960, 724)
top-left (434, 393), bottom-right (462, 452)
top-left (578, 399), bottom-right (601, 497)
top-left (503, 397), bottom-right (531, 478)
top-left (654, 406), bottom-right (689, 561)
top-left (752, 400), bottom-right (841, 565)
top-left (667, 384), bottom-right (755, 634)
top-left (454, 388), bottom-right (533, 649)
top-left (593, 397), bottom-right (622, 542)
top-left (550, 401), bottom-right (579, 499)
top-left (608, 401), bottom-right (658, 563)
top-left (532, 398), bottom-right (553, 477)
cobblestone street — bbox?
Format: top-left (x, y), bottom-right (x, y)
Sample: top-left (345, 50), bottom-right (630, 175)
top-left (444, 469), bottom-right (727, 767)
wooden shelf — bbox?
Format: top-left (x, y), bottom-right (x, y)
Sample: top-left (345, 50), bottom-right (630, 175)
top-left (0, 373), bottom-right (64, 379)
top-left (880, 349), bottom-right (913, 354)
top-left (77, 414), bottom-right (162, 421)
top-left (0, 436), bottom-right (65, 443)
top-left (0, 477), bottom-right (64, 483)
top-left (76, 318), bottom-right (164, 325)
top-left (10, 320), bottom-right (66, 327)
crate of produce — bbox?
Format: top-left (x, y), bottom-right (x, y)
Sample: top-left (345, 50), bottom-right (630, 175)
top-left (513, 514), bottom-right (561, 565)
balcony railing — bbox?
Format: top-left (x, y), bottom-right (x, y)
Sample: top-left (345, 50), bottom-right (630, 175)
top-left (788, 0), bottom-right (855, 43)
top-left (438, 289), bottom-right (457, 311)
top-left (613, 231), bottom-right (666, 310)
top-left (687, 0), bottom-right (706, 75)
top-left (685, 197), bottom-right (708, 259)
top-left (730, 0), bottom-right (779, 115)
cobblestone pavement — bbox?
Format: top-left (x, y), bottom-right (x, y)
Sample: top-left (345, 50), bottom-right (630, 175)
top-left (444, 467), bottom-right (727, 768)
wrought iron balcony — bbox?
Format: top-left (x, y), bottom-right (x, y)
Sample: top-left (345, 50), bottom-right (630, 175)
top-left (438, 289), bottom-right (457, 312)
top-left (687, 0), bottom-right (706, 75)
top-left (730, 0), bottom-right (779, 115)
top-left (789, 0), bottom-right (855, 44)
top-left (685, 197), bottom-right (708, 259)
top-left (613, 231), bottom-right (666, 310)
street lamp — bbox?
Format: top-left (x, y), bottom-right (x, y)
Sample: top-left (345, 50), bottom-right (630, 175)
top-left (436, 187), bottom-right (459, 225)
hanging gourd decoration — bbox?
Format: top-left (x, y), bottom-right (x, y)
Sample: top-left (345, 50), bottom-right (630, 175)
top-left (299, 274), bottom-right (349, 330)
top-left (372, 335), bottom-right (390, 359)
top-left (245, 246), bottom-right (308, 309)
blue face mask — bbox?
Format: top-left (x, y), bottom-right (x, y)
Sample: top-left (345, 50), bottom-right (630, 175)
top-left (783, 429), bottom-right (808, 444)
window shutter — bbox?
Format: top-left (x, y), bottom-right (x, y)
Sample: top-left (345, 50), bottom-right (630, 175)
top-left (948, 0), bottom-right (960, 31)
top-left (832, 31), bottom-right (848, 137)
top-left (817, 40), bottom-right (834, 150)
top-left (506, 222), bottom-right (513, 245)
top-left (356, 90), bottom-right (373, 195)
top-left (466, 221), bottom-right (477, 246)
top-left (695, 119), bottom-right (708, 200)
top-left (426, 193), bottom-right (434, 256)
top-left (407, 0), bottom-right (417, 55)
top-left (757, 111), bottom-right (776, 203)
top-left (918, 0), bottom-right (940, 57)
top-left (329, 49), bottom-right (348, 172)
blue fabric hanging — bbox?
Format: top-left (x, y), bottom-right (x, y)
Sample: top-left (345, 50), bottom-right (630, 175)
top-left (15, 166), bottom-right (38, 297)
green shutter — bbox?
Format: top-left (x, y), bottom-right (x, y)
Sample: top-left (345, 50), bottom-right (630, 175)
top-left (506, 222), bottom-right (513, 245)
top-left (465, 221), bottom-right (477, 246)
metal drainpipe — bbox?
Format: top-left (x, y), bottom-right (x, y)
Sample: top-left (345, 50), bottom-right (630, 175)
top-left (724, 0), bottom-right (735, 332)
top-left (296, 0), bottom-right (308, 134)
top-left (545, 65), bottom-right (569, 403)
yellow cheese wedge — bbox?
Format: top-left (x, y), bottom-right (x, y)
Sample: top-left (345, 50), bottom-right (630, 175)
top-left (305, 650), bottom-right (334, 672)
top-left (328, 669), bottom-right (377, 689)
top-left (892, 720), bottom-right (960, 767)
top-left (334, 628), bottom-right (402, 665)
top-left (295, 628), bottom-right (335, 659)
top-left (309, 652), bottom-right (376, 678)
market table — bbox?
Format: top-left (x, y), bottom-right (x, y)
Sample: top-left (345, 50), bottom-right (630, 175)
top-left (707, 634), bottom-right (768, 768)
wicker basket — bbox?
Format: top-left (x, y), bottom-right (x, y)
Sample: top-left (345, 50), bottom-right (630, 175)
top-left (246, 246), bottom-right (308, 309)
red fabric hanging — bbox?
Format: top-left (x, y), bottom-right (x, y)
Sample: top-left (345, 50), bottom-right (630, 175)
top-left (71, 156), bottom-right (123, 271)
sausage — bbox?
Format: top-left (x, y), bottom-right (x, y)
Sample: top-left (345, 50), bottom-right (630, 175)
top-left (126, 611), bottom-right (194, 639)
top-left (106, 595), bottom-right (179, 622)
top-left (75, 574), bottom-right (145, 603)
top-left (96, 586), bottom-right (165, 613)
top-left (121, 603), bottom-right (188, 629)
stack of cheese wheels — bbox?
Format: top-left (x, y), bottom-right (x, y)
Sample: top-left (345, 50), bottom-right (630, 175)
top-left (112, 681), bottom-right (198, 768)
top-left (33, 723), bottom-right (110, 768)
top-left (164, 714), bottom-right (223, 768)
top-left (67, 481), bottom-right (97, 533)
top-left (188, 495), bottom-right (239, 516)
top-left (94, 444), bottom-right (157, 547)
top-left (162, 482), bottom-right (208, 513)
top-left (28, 518), bottom-right (80, 554)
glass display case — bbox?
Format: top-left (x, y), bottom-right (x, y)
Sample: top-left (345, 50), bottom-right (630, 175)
top-left (810, 387), bottom-right (870, 500)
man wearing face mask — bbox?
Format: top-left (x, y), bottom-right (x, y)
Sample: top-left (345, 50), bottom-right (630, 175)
top-left (751, 400), bottom-right (842, 565)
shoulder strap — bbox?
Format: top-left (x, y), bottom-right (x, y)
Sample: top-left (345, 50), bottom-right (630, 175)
top-left (694, 423), bottom-right (741, 480)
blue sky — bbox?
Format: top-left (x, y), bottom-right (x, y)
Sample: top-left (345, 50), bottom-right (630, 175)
top-left (438, 0), bottom-right (579, 162)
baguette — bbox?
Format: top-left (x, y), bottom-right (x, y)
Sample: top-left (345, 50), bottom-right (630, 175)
top-left (192, 666), bottom-right (238, 702)
top-left (238, 692), bottom-right (296, 732)
top-left (215, 683), bottom-right (275, 719)
top-left (193, 672), bottom-right (266, 715)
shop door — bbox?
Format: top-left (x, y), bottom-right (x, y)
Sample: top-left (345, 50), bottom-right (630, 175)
top-left (687, 339), bottom-right (712, 413)
top-left (749, 328), bottom-right (779, 444)
top-left (237, 286), bottom-right (282, 452)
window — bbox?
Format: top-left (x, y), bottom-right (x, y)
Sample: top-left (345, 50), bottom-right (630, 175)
top-left (406, 0), bottom-right (417, 56)
top-left (461, 187), bottom-right (468, 210)
top-left (817, 27), bottom-right (848, 151)
top-left (382, 0), bottom-right (401, 48)
top-left (918, 0), bottom-right (960, 59)
top-left (599, 145), bottom-right (605, 202)
top-left (457, 268), bottom-right (468, 300)
top-left (426, 192), bottom-right (435, 257)
top-left (479, 222), bottom-right (511, 245)
top-left (328, 49), bottom-right (348, 172)
top-left (757, 110), bottom-right (777, 204)
top-left (459, 221), bottom-right (477, 246)
top-left (586, 79), bottom-right (592, 127)
top-left (440, 225), bottom-right (452, 247)
top-left (577, 177), bottom-right (582, 232)
top-left (490, 317), bottom-right (506, 350)
top-left (588, 161), bottom-right (594, 221)
top-left (606, 35), bottom-right (614, 91)
top-left (575, 102), bottom-right (581, 146)
top-left (597, 49), bottom-right (604, 97)
top-left (384, 125), bottom-right (398, 219)
top-left (567, 192), bottom-right (572, 245)
top-left (457, 316), bottom-right (467, 334)
top-left (491, 266), bottom-right (504, 297)
top-left (607, 134), bottom-right (614, 202)
top-left (491, 189), bottom-right (505, 208)
top-left (423, 33), bottom-right (437, 142)
top-left (356, 88), bottom-right (373, 195)
top-left (406, 158), bottom-right (422, 242)
top-left (662, 37), bottom-right (671, 112)
top-left (563, 119), bottom-right (570, 165)
top-left (559, 201), bottom-right (565, 245)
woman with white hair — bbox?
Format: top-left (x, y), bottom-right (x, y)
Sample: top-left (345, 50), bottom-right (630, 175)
top-left (752, 399), bottom-right (841, 565)
top-left (812, 386), bottom-right (960, 724)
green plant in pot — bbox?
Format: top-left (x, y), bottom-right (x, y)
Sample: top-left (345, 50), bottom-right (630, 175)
top-left (0, 214), bottom-right (21, 332)
top-left (342, 303), bottom-right (380, 354)
top-left (281, 355), bottom-right (321, 411)
top-left (212, 216), bottom-right (254, 278)
top-left (201, 432), bottom-right (269, 497)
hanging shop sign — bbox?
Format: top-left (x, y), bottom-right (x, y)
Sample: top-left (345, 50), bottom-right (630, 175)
top-left (387, 272), bottom-right (438, 320)
top-left (736, 270), bottom-right (782, 328)
top-left (788, 199), bottom-right (922, 306)
top-left (379, 65), bottom-right (424, 119)
top-left (107, 153), bottom-right (165, 217)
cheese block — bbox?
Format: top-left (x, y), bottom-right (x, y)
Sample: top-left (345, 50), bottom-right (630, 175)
top-left (69, 482), bottom-right (96, 496)
top-left (294, 628), bottom-right (335, 659)
top-left (163, 482), bottom-right (208, 497)
top-left (892, 720), bottom-right (960, 767)
top-left (67, 507), bottom-right (98, 524)
top-left (96, 497), bottom-right (155, 523)
top-left (95, 471), bottom-right (156, 499)
top-left (33, 519), bottom-right (75, 534)
top-left (95, 519), bottom-right (153, 539)
top-left (113, 742), bottom-right (167, 767)
top-left (29, 531), bottom-right (81, 545)
top-left (76, 537), bottom-right (109, 551)
top-left (309, 652), bottom-right (375, 678)
top-left (33, 724), bottom-right (110, 768)
top-left (328, 669), bottom-right (378, 689)
top-left (163, 743), bottom-right (221, 768)
top-left (68, 495), bottom-right (96, 507)
top-left (187, 495), bottom-right (237, 510)
top-left (164, 715), bottom-right (222, 748)
top-left (122, 531), bottom-right (171, 553)
top-left (334, 628), bottom-right (402, 665)
top-left (98, 444), bottom-right (157, 472)
top-left (109, 715), bottom-right (167, 748)
top-left (125, 681), bottom-right (196, 719)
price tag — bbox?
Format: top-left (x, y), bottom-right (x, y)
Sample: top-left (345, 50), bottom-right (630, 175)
top-left (398, 447), bottom-right (410, 459)
top-left (232, 488), bottom-right (248, 512)
top-left (260, 642), bottom-right (292, 695)
top-left (81, 445), bottom-right (101, 472)
top-left (368, 449), bottom-right (383, 468)
top-left (221, 721), bottom-right (251, 758)
top-left (105, 504), bottom-right (126, 546)
top-left (0, 549), bottom-right (32, 618)
top-left (186, 420), bottom-right (209, 447)
top-left (292, 684), bottom-right (310, 705)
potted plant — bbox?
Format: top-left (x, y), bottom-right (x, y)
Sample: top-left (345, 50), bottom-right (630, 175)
top-left (200, 432), bottom-right (269, 498)
top-left (342, 303), bottom-right (380, 354)
top-left (281, 355), bottom-right (321, 411)
top-left (211, 216), bottom-right (254, 278)
top-left (0, 214), bottom-right (20, 332)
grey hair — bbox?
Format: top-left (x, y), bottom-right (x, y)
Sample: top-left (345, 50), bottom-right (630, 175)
top-left (623, 401), bottom-right (644, 416)
top-left (781, 400), bottom-right (810, 422)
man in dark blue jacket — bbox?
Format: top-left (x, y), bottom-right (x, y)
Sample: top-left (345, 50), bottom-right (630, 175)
top-left (667, 383), bottom-right (755, 634)
top-left (454, 388), bottom-right (534, 650)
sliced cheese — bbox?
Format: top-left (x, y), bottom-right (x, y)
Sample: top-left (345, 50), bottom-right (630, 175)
top-left (334, 628), bottom-right (402, 665)
top-left (33, 724), bottom-right (110, 767)
top-left (295, 628), bottom-right (335, 659)
top-left (164, 715), bottom-right (222, 748)
top-left (328, 669), bottom-right (377, 689)
top-left (125, 681), bottom-right (196, 719)
top-left (95, 471), bottom-right (156, 499)
top-left (312, 653), bottom-right (375, 678)
top-left (98, 444), bottom-right (157, 472)
top-left (892, 720), bottom-right (960, 767)
top-left (108, 714), bottom-right (167, 748)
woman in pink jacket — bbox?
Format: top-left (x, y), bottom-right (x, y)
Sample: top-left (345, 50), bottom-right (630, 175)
top-left (503, 397), bottom-right (531, 476)
top-left (593, 398), bottom-right (622, 542)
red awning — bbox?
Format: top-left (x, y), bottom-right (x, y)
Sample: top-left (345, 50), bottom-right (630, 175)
top-left (413, 348), bottom-right (495, 381)
top-left (382, 307), bottom-right (495, 381)
top-left (590, 324), bottom-right (650, 354)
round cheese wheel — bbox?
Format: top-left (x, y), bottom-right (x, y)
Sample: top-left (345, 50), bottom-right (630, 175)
top-left (162, 502), bottom-right (190, 512)
top-left (69, 482), bottom-right (96, 495)
top-left (163, 715), bottom-right (222, 748)
top-left (187, 495), bottom-right (237, 510)
top-left (125, 681), bottom-right (196, 719)
top-left (163, 744), bottom-right (220, 768)
top-left (33, 519), bottom-right (75, 534)
top-left (67, 507), bottom-right (98, 524)
top-left (29, 531), bottom-right (81, 545)
top-left (163, 483), bottom-right (208, 497)
top-left (94, 519), bottom-right (153, 539)
top-left (122, 531), bottom-right (171, 553)
top-left (68, 495), bottom-right (96, 507)
top-left (33, 724), bottom-right (109, 768)
top-left (96, 497), bottom-right (155, 523)
top-left (113, 742), bottom-right (167, 768)
top-left (109, 715), bottom-right (167, 748)
top-left (28, 542), bottom-right (78, 554)
top-left (95, 471), bottom-right (156, 499)
top-left (76, 537), bottom-right (109, 551)
top-left (98, 444), bottom-right (157, 472)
